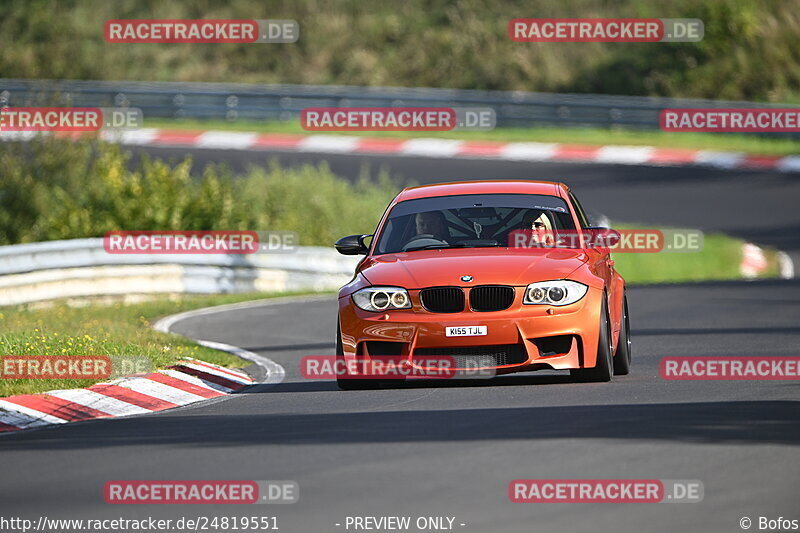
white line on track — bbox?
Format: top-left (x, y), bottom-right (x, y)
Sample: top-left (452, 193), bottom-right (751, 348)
top-left (151, 295), bottom-right (322, 385)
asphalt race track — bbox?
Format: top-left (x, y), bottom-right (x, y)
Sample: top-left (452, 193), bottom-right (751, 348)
top-left (1, 147), bottom-right (799, 533)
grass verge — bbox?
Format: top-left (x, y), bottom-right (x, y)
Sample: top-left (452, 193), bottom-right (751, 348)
top-left (612, 226), bottom-right (780, 284)
top-left (145, 119), bottom-right (800, 157)
top-left (0, 291), bottom-right (325, 397)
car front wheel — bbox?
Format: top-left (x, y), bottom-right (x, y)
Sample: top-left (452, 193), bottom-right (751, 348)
top-left (613, 293), bottom-right (632, 376)
top-left (570, 296), bottom-right (613, 383)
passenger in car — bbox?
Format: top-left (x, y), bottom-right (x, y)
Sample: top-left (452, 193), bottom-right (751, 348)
top-left (520, 210), bottom-right (556, 247)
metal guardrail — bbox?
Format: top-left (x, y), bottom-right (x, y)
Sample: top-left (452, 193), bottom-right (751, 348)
top-left (0, 238), bottom-right (359, 306)
top-left (1, 78), bottom-right (797, 135)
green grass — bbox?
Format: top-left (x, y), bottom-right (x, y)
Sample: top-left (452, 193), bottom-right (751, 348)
top-left (145, 119), bottom-right (800, 157)
top-left (0, 291), bottom-right (324, 397)
top-left (611, 226), bottom-right (780, 284)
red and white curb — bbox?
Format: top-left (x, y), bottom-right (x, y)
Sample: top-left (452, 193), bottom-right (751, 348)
top-left (0, 357), bottom-right (254, 433)
top-left (739, 243), bottom-right (795, 279)
top-left (3, 129), bottom-right (799, 173)
top-left (0, 296), bottom-right (303, 434)
top-left (740, 243), bottom-right (769, 278)
top-left (151, 295), bottom-right (317, 388)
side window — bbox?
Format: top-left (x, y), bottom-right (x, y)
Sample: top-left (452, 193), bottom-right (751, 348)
top-left (568, 191), bottom-right (590, 229)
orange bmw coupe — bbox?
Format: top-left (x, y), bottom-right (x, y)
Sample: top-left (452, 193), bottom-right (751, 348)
top-left (334, 180), bottom-right (631, 389)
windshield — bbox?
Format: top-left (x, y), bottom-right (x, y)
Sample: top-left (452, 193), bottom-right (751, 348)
top-left (373, 193), bottom-right (576, 254)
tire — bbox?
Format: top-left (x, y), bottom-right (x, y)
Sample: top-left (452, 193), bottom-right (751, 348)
top-left (613, 294), bottom-right (632, 376)
top-left (335, 319), bottom-right (375, 390)
top-left (570, 296), bottom-right (613, 383)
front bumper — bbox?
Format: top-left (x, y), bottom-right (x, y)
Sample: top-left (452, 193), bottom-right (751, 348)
top-left (338, 286), bottom-right (603, 375)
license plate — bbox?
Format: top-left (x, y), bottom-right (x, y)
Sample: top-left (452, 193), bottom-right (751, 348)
top-left (446, 326), bottom-right (487, 337)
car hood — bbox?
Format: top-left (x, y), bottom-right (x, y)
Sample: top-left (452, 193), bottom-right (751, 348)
top-left (359, 248), bottom-right (588, 288)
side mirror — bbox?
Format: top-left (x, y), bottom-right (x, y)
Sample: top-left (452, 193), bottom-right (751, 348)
top-left (583, 227), bottom-right (620, 249)
top-left (585, 210), bottom-right (610, 230)
top-left (334, 234), bottom-right (372, 255)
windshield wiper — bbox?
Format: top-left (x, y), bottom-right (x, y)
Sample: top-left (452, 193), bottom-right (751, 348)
top-left (404, 243), bottom-right (454, 252)
top-left (468, 242), bottom-right (501, 248)
top-left (404, 242), bottom-right (501, 252)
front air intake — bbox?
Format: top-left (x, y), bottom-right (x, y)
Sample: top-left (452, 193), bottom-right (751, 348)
top-left (414, 344), bottom-right (527, 367)
top-left (420, 287), bottom-right (465, 313)
top-left (469, 285), bottom-right (515, 312)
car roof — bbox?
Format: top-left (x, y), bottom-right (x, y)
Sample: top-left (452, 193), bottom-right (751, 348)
top-left (394, 180), bottom-right (568, 203)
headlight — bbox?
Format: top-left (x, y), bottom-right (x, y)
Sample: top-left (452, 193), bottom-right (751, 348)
top-left (523, 280), bottom-right (588, 306)
top-left (352, 287), bottom-right (412, 312)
